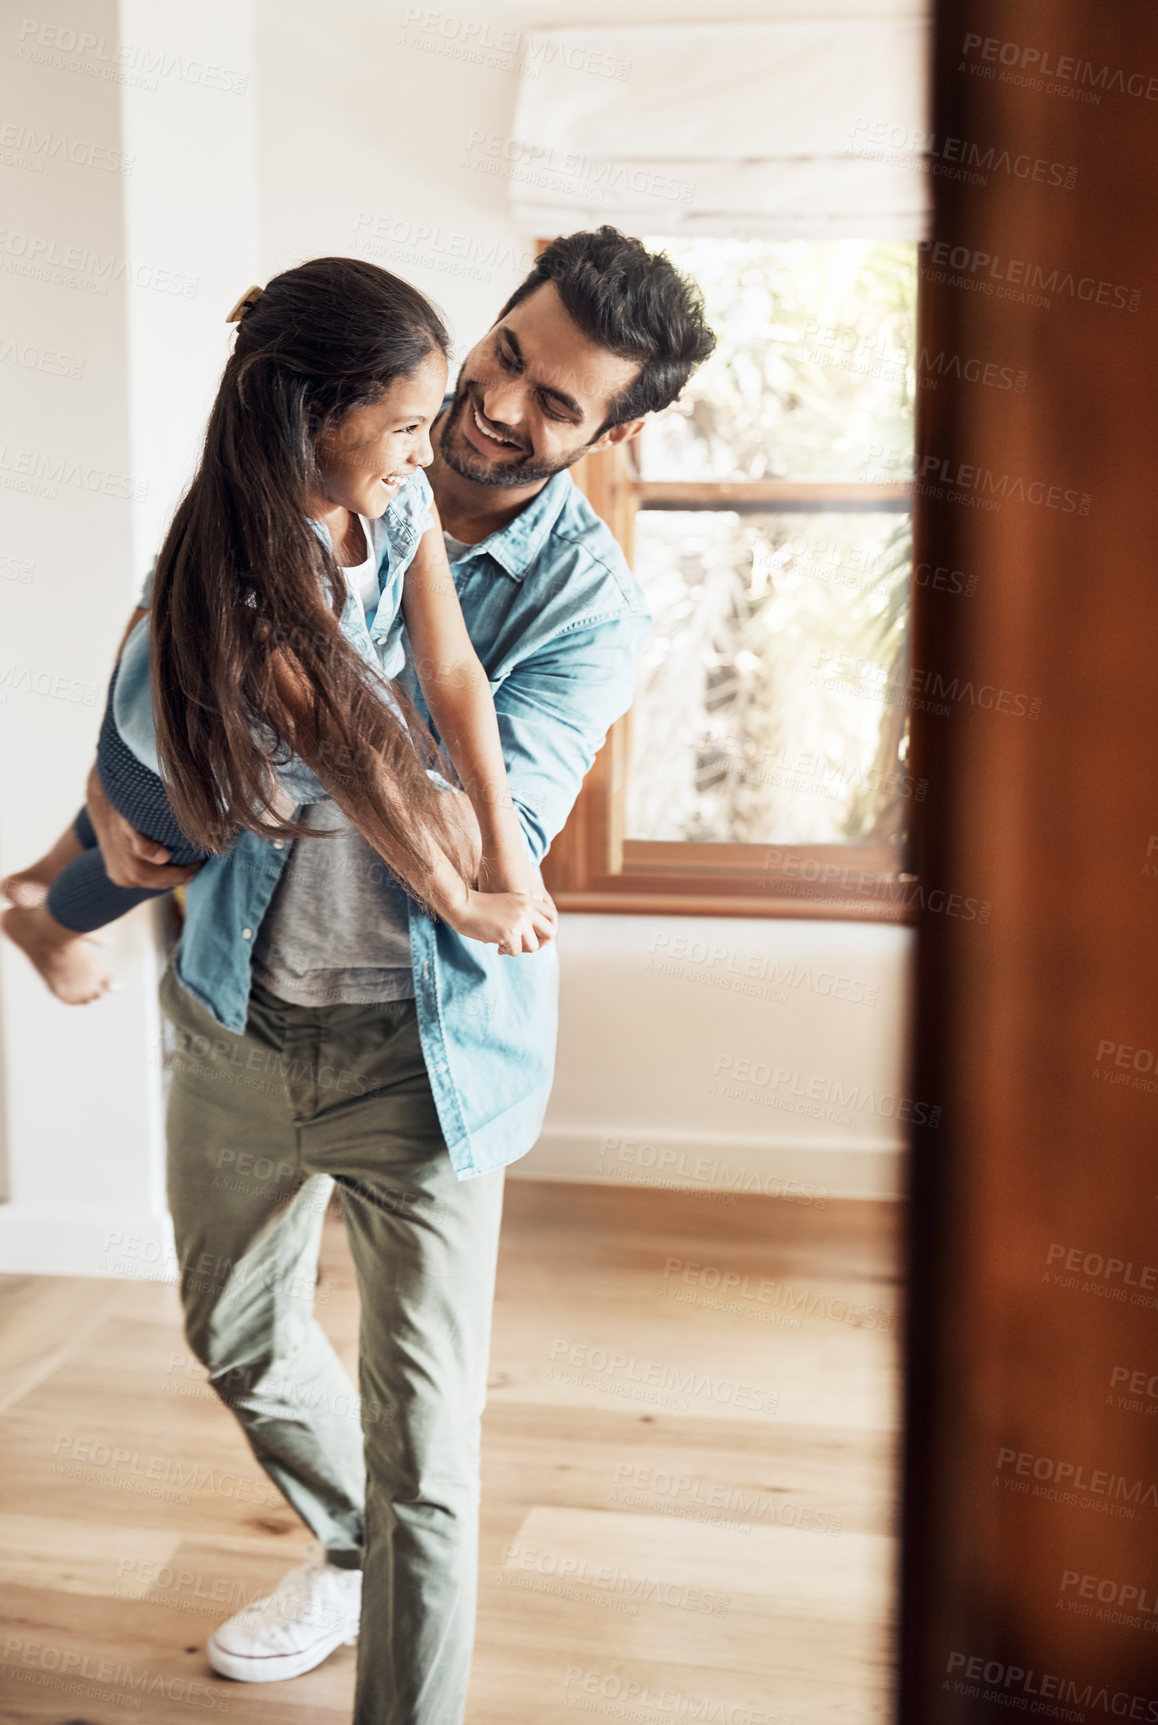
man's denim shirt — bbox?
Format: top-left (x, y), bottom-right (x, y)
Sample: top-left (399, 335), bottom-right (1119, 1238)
top-left (119, 465), bottom-right (651, 1181)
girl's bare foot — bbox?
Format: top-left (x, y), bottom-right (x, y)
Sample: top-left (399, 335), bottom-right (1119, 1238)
top-left (1, 905), bottom-right (114, 1004)
top-left (1, 824), bottom-right (86, 908)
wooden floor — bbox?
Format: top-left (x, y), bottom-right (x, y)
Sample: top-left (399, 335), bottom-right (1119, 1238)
top-left (0, 1180), bottom-right (902, 1724)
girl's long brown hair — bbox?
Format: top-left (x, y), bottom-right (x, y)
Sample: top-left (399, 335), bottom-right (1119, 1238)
top-left (150, 256), bottom-right (467, 911)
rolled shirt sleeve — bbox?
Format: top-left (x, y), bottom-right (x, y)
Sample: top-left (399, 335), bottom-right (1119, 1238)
top-left (491, 611), bottom-right (652, 866)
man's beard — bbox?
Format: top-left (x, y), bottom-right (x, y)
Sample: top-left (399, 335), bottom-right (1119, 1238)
top-left (437, 381), bottom-right (592, 488)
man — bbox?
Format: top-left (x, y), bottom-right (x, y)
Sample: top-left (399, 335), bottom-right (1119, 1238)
top-left (88, 226), bottom-right (715, 1724)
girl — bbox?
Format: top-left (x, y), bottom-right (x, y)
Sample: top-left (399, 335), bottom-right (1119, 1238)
top-left (1, 258), bottom-right (555, 1004)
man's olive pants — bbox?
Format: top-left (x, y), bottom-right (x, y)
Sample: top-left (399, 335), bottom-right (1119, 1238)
top-left (160, 965), bottom-right (505, 1725)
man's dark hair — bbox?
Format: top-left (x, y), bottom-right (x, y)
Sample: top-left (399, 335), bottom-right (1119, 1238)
top-left (498, 226), bottom-right (717, 432)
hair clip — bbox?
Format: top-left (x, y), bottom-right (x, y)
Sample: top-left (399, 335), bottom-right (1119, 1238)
top-left (225, 284), bottom-right (264, 324)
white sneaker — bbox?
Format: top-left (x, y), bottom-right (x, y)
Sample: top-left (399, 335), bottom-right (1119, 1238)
top-left (208, 1555), bottom-right (362, 1682)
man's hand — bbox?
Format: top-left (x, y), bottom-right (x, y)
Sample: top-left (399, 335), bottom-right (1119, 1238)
top-left (86, 762), bottom-right (201, 891)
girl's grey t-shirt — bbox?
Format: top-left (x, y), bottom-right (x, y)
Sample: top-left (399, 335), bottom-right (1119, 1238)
top-left (251, 529), bottom-right (471, 1008)
top-left (250, 795), bottom-right (417, 1006)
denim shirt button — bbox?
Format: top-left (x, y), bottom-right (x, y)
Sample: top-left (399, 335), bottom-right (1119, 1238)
top-left (241, 928), bottom-right (253, 940)
top-left (272, 840), bottom-right (285, 849)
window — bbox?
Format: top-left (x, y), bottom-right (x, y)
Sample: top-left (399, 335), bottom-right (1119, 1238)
top-left (543, 236), bottom-right (919, 921)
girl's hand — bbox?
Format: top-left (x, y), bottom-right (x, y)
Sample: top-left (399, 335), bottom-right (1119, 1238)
top-left (444, 887), bottom-right (558, 954)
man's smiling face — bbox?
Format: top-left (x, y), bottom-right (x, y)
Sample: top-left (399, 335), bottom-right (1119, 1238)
top-left (437, 280), bottom-right (645, 489)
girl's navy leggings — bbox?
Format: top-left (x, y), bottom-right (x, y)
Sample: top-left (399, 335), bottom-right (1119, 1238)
top-left (47, 666), bottom-right (208, 935)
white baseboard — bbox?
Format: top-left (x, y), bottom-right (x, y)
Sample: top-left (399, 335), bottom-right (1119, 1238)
top-left (0, 1129), bottom-right (902, 1280)
top-left (510, 1125), bottom-right (905, 1202)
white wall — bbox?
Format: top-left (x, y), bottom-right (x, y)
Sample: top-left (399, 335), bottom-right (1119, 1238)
top-left (532, 915), bottom-right (912, 1201)
top-left (0, 0), bottom-right (160, 1271)
top-left (0, 0), bottom-right (258, 1273)
top-left (0, 0), bottom-right (915, 1275)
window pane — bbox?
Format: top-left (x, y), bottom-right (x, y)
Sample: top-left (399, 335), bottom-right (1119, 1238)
top-left (640, 237), bottom-right (916, 483)
top-left (625, 510), bottom-right (913, 847)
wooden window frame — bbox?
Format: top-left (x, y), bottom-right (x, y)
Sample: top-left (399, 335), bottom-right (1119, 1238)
top-left (541, 437), bottom-right (917, 923)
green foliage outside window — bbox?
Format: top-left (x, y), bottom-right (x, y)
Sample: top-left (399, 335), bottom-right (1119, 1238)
top-left (627, 238), bottom-right (916, 847)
